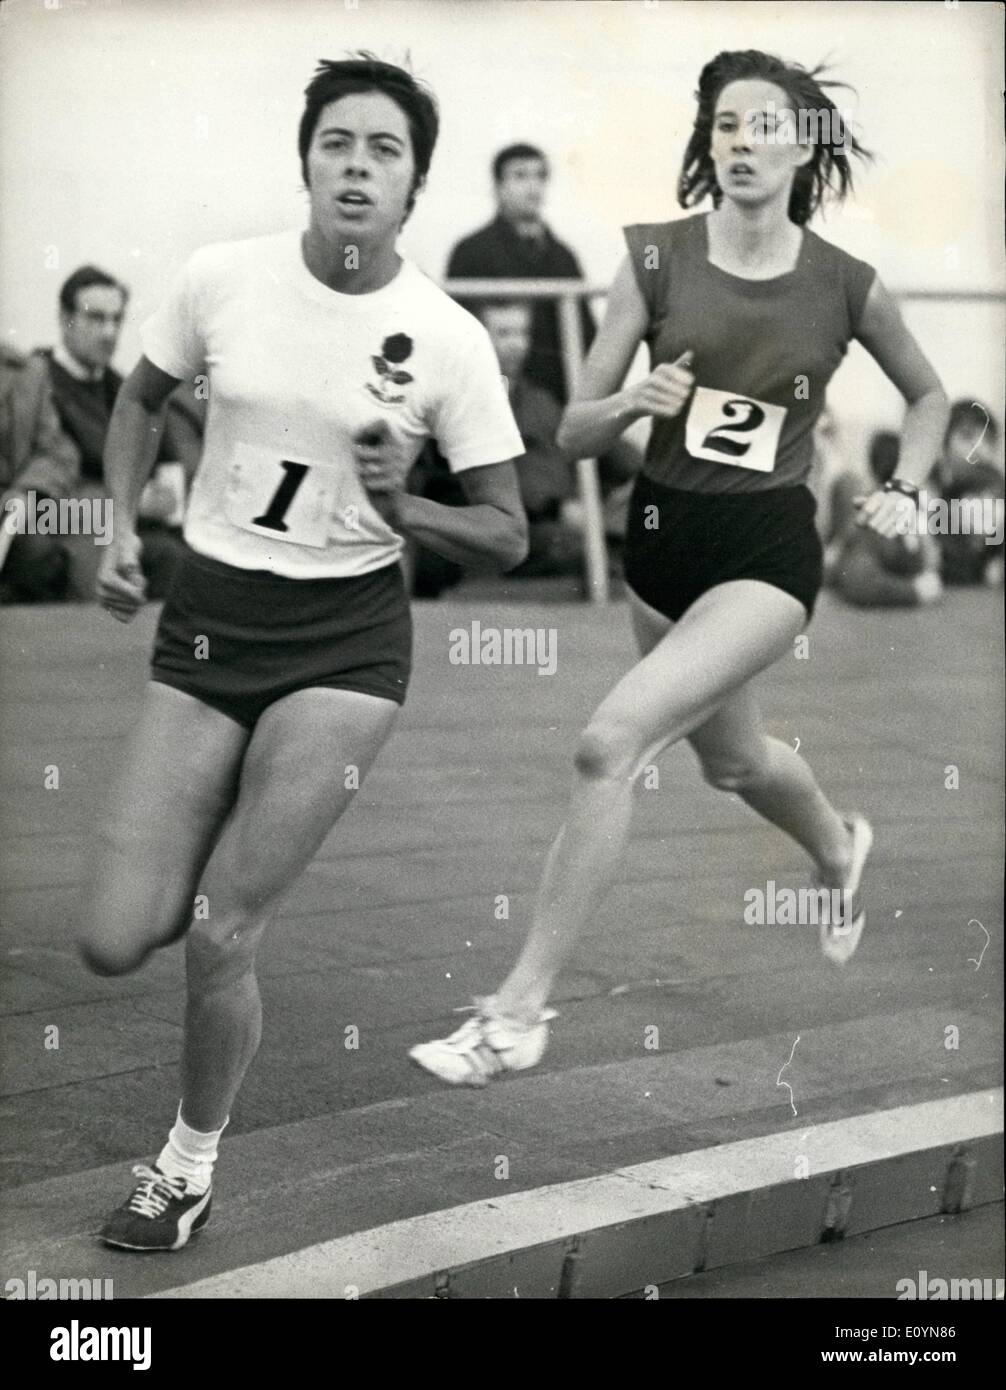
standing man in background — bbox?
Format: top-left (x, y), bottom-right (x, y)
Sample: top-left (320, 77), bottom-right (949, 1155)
top-left (447, 143), bottom-right (595, 405)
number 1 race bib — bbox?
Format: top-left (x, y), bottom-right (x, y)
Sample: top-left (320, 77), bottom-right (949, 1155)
top-left (224, 443), bottom-right (339, 549)
top-left (685, 387), bottom-right (786, 473)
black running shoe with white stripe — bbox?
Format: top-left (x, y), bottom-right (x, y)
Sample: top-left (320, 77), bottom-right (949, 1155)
top-left (100, 1164), bottom-right (212, 1251)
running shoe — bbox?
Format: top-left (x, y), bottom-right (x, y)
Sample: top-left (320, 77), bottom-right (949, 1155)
top-left (408, 997), bottom-right (558, 1086)
top-left (99, 1164), bottom-right (212, 1251)
top-left (818, 813), bottom-right (874, 965)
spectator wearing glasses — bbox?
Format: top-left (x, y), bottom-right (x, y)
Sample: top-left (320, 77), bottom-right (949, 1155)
top-left (35, 266), bottom-right (204, 599)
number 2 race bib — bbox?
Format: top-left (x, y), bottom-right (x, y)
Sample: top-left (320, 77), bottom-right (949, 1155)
top-left (224, 443), bottom-right (340, 549)
top-left (685, 387), bottom-right (787, 473)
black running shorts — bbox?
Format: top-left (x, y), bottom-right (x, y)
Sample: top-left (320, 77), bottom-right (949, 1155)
top-left (623, 473), bottom-right (824, 623)
top-left (150, 544), bottom-right (412, 729)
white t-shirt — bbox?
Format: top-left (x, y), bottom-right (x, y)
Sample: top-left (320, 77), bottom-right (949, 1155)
top-left (139, 230), bottom-right (524, 577)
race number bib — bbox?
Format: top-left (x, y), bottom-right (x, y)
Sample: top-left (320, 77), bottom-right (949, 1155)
top-left (685, 387), bottom-right (787, 473)
top-left (224, 443), bottom-right (339, 549)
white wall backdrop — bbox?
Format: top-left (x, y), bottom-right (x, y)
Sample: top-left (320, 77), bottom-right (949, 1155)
top-left (2, 0), bottom-right (1003, 467)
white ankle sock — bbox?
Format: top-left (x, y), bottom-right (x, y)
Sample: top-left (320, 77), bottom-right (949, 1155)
top-left (156, 1105), bottom-right (228, 1195)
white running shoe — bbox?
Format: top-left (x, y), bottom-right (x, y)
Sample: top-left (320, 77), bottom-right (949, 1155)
top-left (818, 813), bottom-right (874, 965)
top-left (409, 997), bottom-right (558, 1086)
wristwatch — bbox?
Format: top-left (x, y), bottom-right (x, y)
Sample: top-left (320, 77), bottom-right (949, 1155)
top-left (883, 478), bottom-right (921, 503)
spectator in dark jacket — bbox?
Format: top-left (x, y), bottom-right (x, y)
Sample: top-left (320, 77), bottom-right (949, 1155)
top-left (0, 346), bottom-right (81, 602)
top-left (446, 144), bottom-right (594, 404)
top-left (35, 264), bottom-right (205, 599)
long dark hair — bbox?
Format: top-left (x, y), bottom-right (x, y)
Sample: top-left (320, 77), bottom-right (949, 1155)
top-left (678, 50), bottom-right (872, 226)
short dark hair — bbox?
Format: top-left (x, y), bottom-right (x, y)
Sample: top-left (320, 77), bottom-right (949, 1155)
top-left (946, 399), bottom-right (999, 447)
top-left (493, 143), bottom-right (548, 184)
top-left (298, 54), bottom-right (439, 222)
top-left (59, 266), bottom-right (127, 316)
top-left (678, 50), bottom-right (872, 226)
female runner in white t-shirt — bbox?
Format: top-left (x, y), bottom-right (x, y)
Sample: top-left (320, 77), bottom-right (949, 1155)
top-left (82, 57), bottom-right (528, 1250)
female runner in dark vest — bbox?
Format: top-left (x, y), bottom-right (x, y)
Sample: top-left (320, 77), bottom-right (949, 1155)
top-left (411, 49), bottom-right (949, 1085)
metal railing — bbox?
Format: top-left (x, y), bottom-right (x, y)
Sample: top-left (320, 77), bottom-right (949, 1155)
top-left (4, 278), bottom-right (997, 594)
top-left (443, 278), bottom-right (611, 602)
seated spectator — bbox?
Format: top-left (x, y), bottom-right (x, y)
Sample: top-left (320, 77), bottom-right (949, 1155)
top-left (404, 298), bottom-right (580, 594)
top-left (485, 299), bottom-right (582, 577)
top-left (0, 345), bottom-right (81, 603)
top-left (484, 298), bottom-right (638, 578)
top-left (34, 265), bottom-right (204, 600)
top-left (930, 398), bottom-right (1001, 491)
top-left (830, 431), bottom-right (943, 608)
top-left (807, 404), bottom-right (861, 566)
top-left (447, 143), bottom-right (595, 405)
top-left (406, 298), bottom-right (638, 595)
top-left (928, 399), bottom-right (1004, 587)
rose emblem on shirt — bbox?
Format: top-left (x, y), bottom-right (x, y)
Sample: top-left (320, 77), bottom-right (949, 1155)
top-left (366, 333), bottom-right (414, 404)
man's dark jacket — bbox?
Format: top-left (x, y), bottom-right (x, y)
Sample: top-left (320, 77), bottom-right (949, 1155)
top-left (447, 215), bottom-right (595, 405)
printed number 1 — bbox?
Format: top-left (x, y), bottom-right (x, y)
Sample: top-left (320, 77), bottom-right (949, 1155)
top-left (701, 399), bottom-right (765, 458)
top-left (252, 460), bottom-right (309, 532)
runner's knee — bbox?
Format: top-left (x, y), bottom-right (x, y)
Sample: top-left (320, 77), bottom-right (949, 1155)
top-left (185, 908), bottom-right (267, 993)
top-left (574, 720), bottom-right (644, 782)
top-left (78, 930), bottom-right (152, 977)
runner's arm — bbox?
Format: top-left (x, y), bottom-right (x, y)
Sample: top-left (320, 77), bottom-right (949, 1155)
top-left (855, 278), bottom-right (949, 492)
top-left (103, 355), bottom-right (182, 532)
top-left (392, 459), bottom-right (528, 571)
top-left (556, 255), bottom-right (650, 457)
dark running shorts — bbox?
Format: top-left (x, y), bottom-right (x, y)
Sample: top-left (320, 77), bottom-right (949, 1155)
top-left (150, 545), bottom-right (412, 729)
top-left (623, 472), bottom-right (824, 623)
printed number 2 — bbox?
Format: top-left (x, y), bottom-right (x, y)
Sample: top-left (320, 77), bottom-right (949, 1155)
top-left (701, 399), bottom-right (765, 458)
top-left (252, 460), bottom-right (309, 532)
